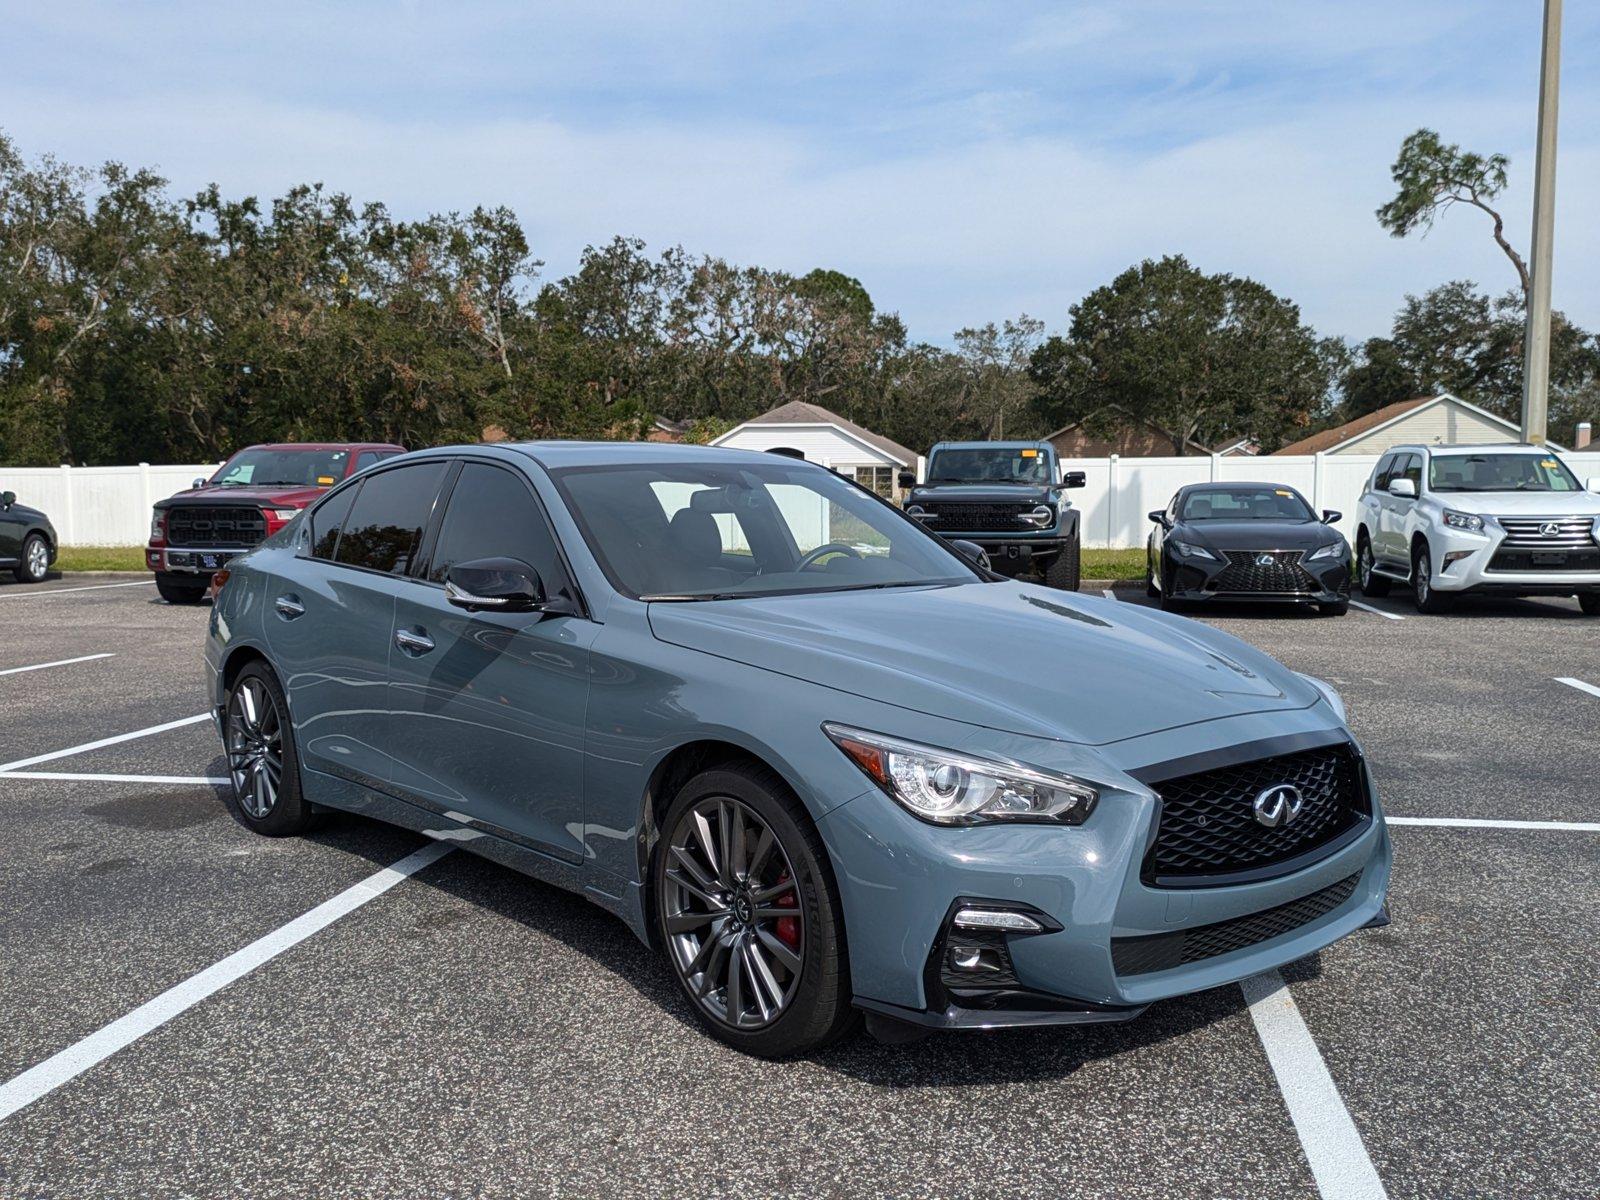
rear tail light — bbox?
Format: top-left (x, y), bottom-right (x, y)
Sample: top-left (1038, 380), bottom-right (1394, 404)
top-left (149, 509), bottom-right (167, 546)
top-left (261, 507), bottom-right (300, 536)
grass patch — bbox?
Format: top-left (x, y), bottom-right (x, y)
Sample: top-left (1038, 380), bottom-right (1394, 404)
top-left (56, 546), bottom-right (146, 572)
top-left (1082, 548), bottom-right (1146, 580)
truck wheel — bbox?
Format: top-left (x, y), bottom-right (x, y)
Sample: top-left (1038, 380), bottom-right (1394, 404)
top-left (1579, 593), bottom-right (1599, 615)
top-left (1411, 543), bottom-right (1452, 614)
top-left (14, 534), bottom-right (49, 584)
top-left (1357, 534), bottom-right (1390, 597)
top-left (1044, 540), bottom-right (1080, 591)
top-left (156, 575), bottom-right (209, 604)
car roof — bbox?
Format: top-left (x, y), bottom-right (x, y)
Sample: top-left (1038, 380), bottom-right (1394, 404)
top-left (929, 441), bottom-right (1048, 451)
top-left (497, 440), bottom-right (821, 470)
top-left (1390, 442), bottom-right (1552, 458)
top-left (1177, 481), bottom-right (1308, 494)
top-left (244, 442), bottom-right (405, 452)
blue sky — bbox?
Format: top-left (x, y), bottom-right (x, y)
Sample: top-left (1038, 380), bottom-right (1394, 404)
top-left (4, 1), bottom-right (1597, 345)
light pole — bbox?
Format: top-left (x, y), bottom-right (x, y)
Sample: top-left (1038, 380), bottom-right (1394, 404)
top-left (1521, 0), bottom-right (1562, 445)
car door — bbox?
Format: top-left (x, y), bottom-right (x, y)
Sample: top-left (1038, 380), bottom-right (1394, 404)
top-left (386, 459), bottom-right (596, 863)
top-left (1382, 453), bottom-right (1422, 565)
top-left (1374, 453), bottom-right (1410, 565)
top-left (265, 460), bottom-right (449, 786)
top-left (0, 492), bottom-right (22, 565)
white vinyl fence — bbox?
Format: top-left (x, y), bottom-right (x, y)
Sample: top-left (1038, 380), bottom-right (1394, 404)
top-left (8, 451), bottom-right (1600, 549)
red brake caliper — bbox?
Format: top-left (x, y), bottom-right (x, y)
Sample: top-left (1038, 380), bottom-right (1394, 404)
top-left (773, 869), bottom-right (800, 950)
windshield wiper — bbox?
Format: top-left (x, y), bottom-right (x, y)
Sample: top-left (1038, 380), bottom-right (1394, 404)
top-left (639, 592), bottom-right (747, 602)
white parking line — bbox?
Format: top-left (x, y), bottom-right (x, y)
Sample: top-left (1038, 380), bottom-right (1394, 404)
top-left (0, 580), bottom-right (154, 599)
top-left (1347, 599), bottom-right (1403, 621)
top-left (0, 713), bottom-right (210, 774)
top-left (1555, 676), bottom-right (1600, 701)
top-left (1388, 815), bottom-right (1600, 832)
top-left (0, 841), bottom-right (454, 1123)
top-left (0, 771), bottom-right (227, 785)
top-left (1242, 969), bottom-right (1388, 1200)
top-left (0, 653), bottom-right (115, 677)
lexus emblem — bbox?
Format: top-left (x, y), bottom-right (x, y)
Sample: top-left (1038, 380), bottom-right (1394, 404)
top-left (1540, 521), bottom-right (1562, 538)
top-left (1255, 553), bottom-right (1275, 567)
top-left (1253, 784), bottom-right (1305, 828)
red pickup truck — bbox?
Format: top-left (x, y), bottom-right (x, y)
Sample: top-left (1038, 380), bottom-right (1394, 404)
top-left (146, 442), bottom-right (404, 603)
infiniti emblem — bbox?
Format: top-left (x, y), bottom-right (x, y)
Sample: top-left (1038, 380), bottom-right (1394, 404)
top-left (1253, 784), bottom-right (1305, 829)
top-left (1255, 553), bottom-right (1275, 567)
top-left (1540, 521), bottom-right (1562, 538)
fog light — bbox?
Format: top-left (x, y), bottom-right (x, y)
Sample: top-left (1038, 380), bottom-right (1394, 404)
top-left (1442, 550), bottom-right (1473, 570)
top-left (949, 945), bottom-right (1006, 973)
top-left (952, 907), bottom-right (1045, 933)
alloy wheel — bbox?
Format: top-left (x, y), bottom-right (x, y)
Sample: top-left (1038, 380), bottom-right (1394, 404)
top-left (226, 677), bottom-right (284, 819)
top-left (662, 796), bottom-right (805, 1030)
top-left (1359, 543), bottom-right (1373, 590)
top-left (1415, 549), bottom-right (1431, 606)
top-left (26, 538), bottom-right (48, 579)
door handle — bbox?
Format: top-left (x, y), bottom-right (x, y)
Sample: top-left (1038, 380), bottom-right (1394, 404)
top-left (274, 595), bottom-right (305, 620)
top-left (394, 627), bottom-right (435, 655)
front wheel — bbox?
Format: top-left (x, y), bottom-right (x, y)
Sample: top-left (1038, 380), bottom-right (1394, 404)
top-left (1044, 539), bottom-right (1080, 591)
top-left (1579, 593), bottom-right (1600, 615)
top-left (156, 575), bottom-right (208, 604)
top-left (223, 662), bottom-right (318, 836)
top-left (1411, 543), bottom-right (1452, 614)
top-left (14, 534), bottom-right (49, 584)
top-left (1357, 535), bottom-right (1390, 597)
top-left (653, 765), bottom-right (856, 1058)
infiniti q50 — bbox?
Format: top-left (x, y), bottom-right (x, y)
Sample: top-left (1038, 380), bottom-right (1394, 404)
top-left (204, 443), bottom-right (1392, 1056)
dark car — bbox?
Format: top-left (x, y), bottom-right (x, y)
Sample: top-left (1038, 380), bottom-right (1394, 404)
top-left (1146, 482), bottom-right (1351, 615)
top-left (147, 442), bottom-right (403, 603)
top-left (0, 489), bottom-right (58, 584)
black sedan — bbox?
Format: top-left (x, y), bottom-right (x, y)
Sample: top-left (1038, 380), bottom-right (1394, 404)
top-left (1146, 482), bottom-right (1350, 615)
top-left (1, 489), bottom-right (57, 584)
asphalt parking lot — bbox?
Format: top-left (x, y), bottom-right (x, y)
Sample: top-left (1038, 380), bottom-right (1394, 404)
top-left (0, 574), bottom-right (1595, 1199)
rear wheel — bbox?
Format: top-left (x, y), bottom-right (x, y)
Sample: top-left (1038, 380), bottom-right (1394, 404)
top-left (1044, 539), bottom-right (1080, 591)
top-left (1579, 593), bottom-right (1600, 615)
top-left (223, 662), bottom-right (318, 836)
top-left (1411, 542), bottom-right (1452, 614)
top-left (14, 534), bottom-right (49, 583)
top-left (156, 575), bottom-right (208, 604)
top-left (653, 764), bottom-right (856, 1058)
top-left (1357, 534), bottom-right (1390, 597)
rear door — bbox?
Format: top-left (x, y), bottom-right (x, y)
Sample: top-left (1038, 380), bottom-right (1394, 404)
top-left (0, 493), bottom-right (22, 564)
top-left (266, 460), bottom-right (449, 786)
top-left (387, 459), bottom-right (596, 863)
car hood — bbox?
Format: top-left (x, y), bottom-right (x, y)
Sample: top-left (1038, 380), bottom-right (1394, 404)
top-left (909, 483), bottom-right (1055, 505)
top-left (647, 582), bottom-right (1320, 745)
top-left (5, 502), bottom-right (51, 526)
top-left (1431, 490), bottom-right (1600, 517)
top-left (157, 485), bottom-right (329, 508)
top-left (1176, 519), bottom-right (1344, 551)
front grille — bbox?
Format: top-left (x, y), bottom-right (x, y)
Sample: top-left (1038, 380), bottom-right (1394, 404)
top-left (1144, 742), bottom-right (1368, 886)
top-left (1112, 873), bottom-right (1360, 976)
top-left (165, 505), bottom-right (267, 549)
top-left (1211, 550), bottom-right (1317, 594)
top-left (917, 502), bottom-right (1038, 532)
top-left (1487, 547), bottom-right (1600, 573)
top-left (1496, 515), bottom-right (1597, 548)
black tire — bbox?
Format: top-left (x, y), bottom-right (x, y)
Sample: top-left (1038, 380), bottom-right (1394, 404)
top-left (1356, 533), bottom-right (1390, 597)
top-left (1145, 547), bottom-right (1160, 598)
top-left (156, 575), bottom-right (208, 604)
top-left (1044, 538), bottom-right (1081, 591)
top-left (1578, 593), bottom-right (1600, 615)
top-left (13, 533), bottom-right (49, 584)
top-left (222, 662), bottom-right (319, 836)
top-left (1158, 562), bottom-right (1184, 612)
top-left (1411, 542), bottom-right (1452, 614)
top-left (653, 764), bottom-right (857, 1058)
top-left (1319, 601), bottom-right (1349, 616)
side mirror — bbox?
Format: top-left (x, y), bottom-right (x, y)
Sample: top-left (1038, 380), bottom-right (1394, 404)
top-left (1322, 509), bottom-right (1342, 524)
top-left (949, 539), bottom-right (991, 572)
top-left (1588, 477), bottom-right (1600, 493)
top-left (1148, 509), bottom-right (1169, 527)
top-left (1387, 478), bottom-right (1417, 499)
top-left (897, 469), bottom-right (916, 490)
top-left (444, 557), bottom-right (548, 614)
top-left (1062, 469), bottom-right (1087, 488)
top-left (191, 477), bottom-right (208, 490)
top-left (0, 490), bottom-right (14, 510)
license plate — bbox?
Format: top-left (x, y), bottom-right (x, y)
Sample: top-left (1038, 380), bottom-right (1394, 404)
top-left (1532, 552), bottom-right (1567, 566)
top-left (200, 553), bottom-right (222, 569)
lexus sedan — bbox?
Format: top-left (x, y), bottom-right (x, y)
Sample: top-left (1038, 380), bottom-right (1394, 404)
top-left (205, 443), bottom-right (1390, 1056)
top-left (1, 489), bottom-right (58, 584)
top-left (1147, 482), bottom-right (1352, 615)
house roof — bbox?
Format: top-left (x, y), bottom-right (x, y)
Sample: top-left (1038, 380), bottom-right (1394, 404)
top-left (1271, 393), bottom-right (1550, 456)
top-left (714, 400), bottom-right (918, 466)
top-left (1044, 406), bottom-right (1214, 455)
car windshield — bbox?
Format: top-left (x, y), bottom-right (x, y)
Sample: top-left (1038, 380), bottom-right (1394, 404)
top-left (212, 448), bottom-right (351, 488)
top-left (550, 459), bottom-right (979, 601)
top-left (1180, 487), bottom-right (1315, 521)
top-left (1428, 453), bottom-right (1582, 493)
top-left (926, 447), bottom-right (1050, 485)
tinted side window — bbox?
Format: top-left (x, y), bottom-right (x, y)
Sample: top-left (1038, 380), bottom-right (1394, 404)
top-left (1399, 454), bottom-right (1423, 491)
top-left (429, 464), bottom-right (568, 589)
top-left (309, 483), bottom-right (360, 561)
top-left (335, 462), bottom-right (447, 575)
top-left (354, 452), bottom-right (382, 473)
top-left (1371, 454), bottom-right (1396, 493)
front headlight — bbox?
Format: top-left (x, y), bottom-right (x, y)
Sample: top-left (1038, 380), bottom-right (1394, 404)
top-left (823, 724), bottom-right (1098, 826)
top-left (1020, 505), bottom-right (1055, 528)
top-left (1296, 673), bottom-right (1347, 722)
top-left (1307, 540), bottom-right (1347, 561)
top-left (1442, 510), bottom-right (1485, 533)
top-left (1172, 540), bottom-right (1216, 561)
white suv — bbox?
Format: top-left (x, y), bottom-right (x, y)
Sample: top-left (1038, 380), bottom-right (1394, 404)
top-left (1354, 443), bottom-right (1600, 614)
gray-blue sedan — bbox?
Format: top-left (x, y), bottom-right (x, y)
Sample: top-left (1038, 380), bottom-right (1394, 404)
top-left (204, 441), bottom-right (1391, 1057)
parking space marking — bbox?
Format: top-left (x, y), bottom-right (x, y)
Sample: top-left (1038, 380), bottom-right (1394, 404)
top-left (1555, 676), bottom-right (1600, 701)
top-left (0, 771), bottom-right (227, 785)
top-left (1347, 599), bottom-right (1404, 621)
top-left (0, 713), bottom-right (209, 774)
top-left (0, 653), bottom-right (114, 677)
top-left (1388, 815), bottom-right (1600, 832)
top-left (0, 580), bottom-right (154, 599)
top-left (0, 841), bottom-right (454, 1123)
top-left (1241, 969), bottom-right (1387, 1200)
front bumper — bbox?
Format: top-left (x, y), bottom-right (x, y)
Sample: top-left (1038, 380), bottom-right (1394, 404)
top-left (962, 535), bottom-right (1068, 570)
top-left (1165, 550), bottom-right (1351, 605)
top-left (146, 545), bottom-right (248, 575)
top-left (821, 712), bottom-right (1391, 1027)
top-left (1425, 524), bottom-right (1600, 594)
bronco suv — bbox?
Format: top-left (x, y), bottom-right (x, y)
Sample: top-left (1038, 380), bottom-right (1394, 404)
top-left (1354, 442), bottom-right (1600, 614)
top-left (900, 441), bottom-right (1087, 589)
top-left (147, 442), bottom-right (403, 603)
